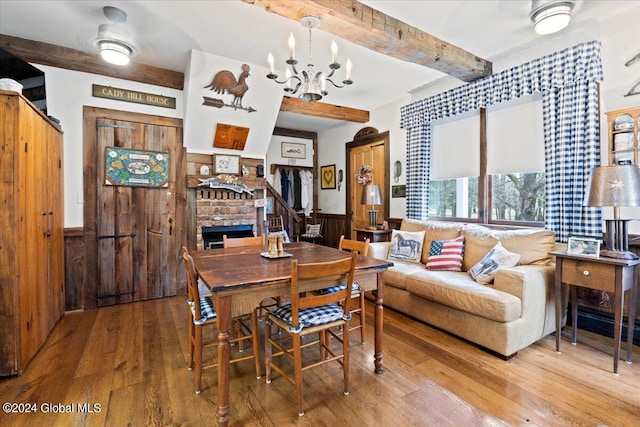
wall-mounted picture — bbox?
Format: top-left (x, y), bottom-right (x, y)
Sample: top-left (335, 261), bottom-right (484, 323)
top-left (265, 197), bottom-right (274, 214)
top-left (567, 236), bottom-right (601, 257)
top-left (321, 164), bottom-right (336, 189)
top-left (213, 154), bottom-right (241, 175)
top-left (105, 147), bottom-right (169, 187)
top-left (281, 142), bottom-right (306, 159)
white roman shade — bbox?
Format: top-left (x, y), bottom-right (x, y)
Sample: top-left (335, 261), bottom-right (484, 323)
top-left (430, 110), bottom-right (480, 180)
top-left (486, 93), bottom-right (544, 175)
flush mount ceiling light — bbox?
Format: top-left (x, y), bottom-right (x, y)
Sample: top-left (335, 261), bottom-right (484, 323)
top-left (93, 6), bottom-right (137, 66)
top-left (530, 0), bottom-right (575, 35)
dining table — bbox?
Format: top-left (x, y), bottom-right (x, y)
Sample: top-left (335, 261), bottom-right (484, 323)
top-left (190, 240), bottom-right (393, 426)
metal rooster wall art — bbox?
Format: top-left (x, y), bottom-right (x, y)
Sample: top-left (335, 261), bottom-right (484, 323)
top-left (203, 64), bottom-right (257, 112)
top-left (624, 50), bottom-right (640, 97)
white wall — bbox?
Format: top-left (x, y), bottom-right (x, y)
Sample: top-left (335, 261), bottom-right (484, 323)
top-left (38, 65), bottom-right (183, 228)
top-left (317, 95), bottom-right (409, 217)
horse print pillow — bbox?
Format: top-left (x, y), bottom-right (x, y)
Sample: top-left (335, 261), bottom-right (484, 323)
top-left (468, 242), bottom-right (520, 285)
top-left (388, 230), bottom-right (425, 263)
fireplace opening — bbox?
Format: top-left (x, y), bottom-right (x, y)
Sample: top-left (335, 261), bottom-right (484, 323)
top-left (202, 224), bottom-right (254, 249)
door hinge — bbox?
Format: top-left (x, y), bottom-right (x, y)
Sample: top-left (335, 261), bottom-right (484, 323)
top-left (97, 122), bottom-right (136, 131)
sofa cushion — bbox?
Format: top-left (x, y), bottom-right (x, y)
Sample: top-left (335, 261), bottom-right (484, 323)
top-left (469, 242), bottom-right (520, 285)
top-left (462, 225), bottom-right (555, 271)
top-left (383, 261), bottom-right (430, 290)
top-left (426, 236), bottom-right (465, 271)
top-left (389, 230), bottom-right (425, 263)
top-left (400, 219), bottom-right (463, 264)
top-left (405, 271), bottom-right (522, 322)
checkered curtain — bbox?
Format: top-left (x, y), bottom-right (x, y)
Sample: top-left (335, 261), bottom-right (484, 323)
top-left (400, 41), bottom-right (603, 235)
top-left (543, 79), bottom-right (602, 242)
top-left (405, 124), bottom-right (431, 219)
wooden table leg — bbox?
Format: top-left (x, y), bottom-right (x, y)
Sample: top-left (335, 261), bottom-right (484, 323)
top-left (627, 266), bottom-right (638, 364)
top-left (555, 259), bottom-right (563, 353)
top-left (571, 286), bottom-right (578, 344)
top-left (613, 267), bottom-right (623, 374)
top-left (373, 272), bottom-right (384, 374)
top-left (215, 295), bottom-right (232, 426)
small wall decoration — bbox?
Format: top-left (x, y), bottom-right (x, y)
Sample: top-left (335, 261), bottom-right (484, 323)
top-left (93, 84), bottom-right (176, 109)
top-left (213, 154), bottom-right (241, 175)
top-left (203, 64), bottom-right (257, 113)
top-left (355, 164), bottom-right (373, 185)
top-left (105, 147), bottom-right (169, 187)
top-left (321, 164), bottom-right (336, 189)
top-left (392, 185), bottom-right (406, 198)
top-left (281, 142), bottom-right (306, 159)
top-left (265, 197), bottom-right (274, 214)
top-left (213, 123), bottom-right (249, 150)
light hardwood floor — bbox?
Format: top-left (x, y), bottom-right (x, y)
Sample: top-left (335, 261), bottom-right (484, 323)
top-left (1, 296), bottom-right (639, 426)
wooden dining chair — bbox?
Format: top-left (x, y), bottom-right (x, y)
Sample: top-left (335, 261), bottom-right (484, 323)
top-left (266, 215), bottom-right (284, 232)
top-left (337, 235), bottom-right (370, 343)
top-left (222, 234), bottom-right (264, 248)
top-left (222, 235), bottom-right (281, 320)
top-left (181, 247), bottom-right (261, 394)
top-left (265, 252), bottom-right (357, 417)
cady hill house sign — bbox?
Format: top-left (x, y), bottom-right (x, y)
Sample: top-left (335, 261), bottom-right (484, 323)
top-left (92, 84), bottom-right (176, 109)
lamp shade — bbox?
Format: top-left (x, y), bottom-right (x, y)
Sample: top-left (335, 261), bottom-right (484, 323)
top-left (361, 184), bottom-right (382, 205)
top-left (583, 165), bottom-right (640, 207)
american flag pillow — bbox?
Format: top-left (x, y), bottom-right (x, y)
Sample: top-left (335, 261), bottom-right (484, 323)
top-left (426, 236), bottom-right (465, 271)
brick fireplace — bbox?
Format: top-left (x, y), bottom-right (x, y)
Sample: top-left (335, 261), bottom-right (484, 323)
top-left (195, 189), bottom-right (258, 250)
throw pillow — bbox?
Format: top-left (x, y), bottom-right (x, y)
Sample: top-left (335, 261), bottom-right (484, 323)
top-left (426, 236), bottom-right (465, 271)
top-left (388, 230), bottom-right (425, 263)
top-left (305, 224), bottom-right (322, 236)
top-left (469, 242), bottom-right (521, 285)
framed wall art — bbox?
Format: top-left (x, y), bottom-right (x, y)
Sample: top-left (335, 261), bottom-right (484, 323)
top-left (105, 147), bottom-right (169, 187)
top-left (321, 164), bottom-right (336, 190)
top-left (213, 154), bottom-right (241, 174)
top-left (281, 142), bottom-right (306, 159)
top-left (265, 197), bottom-right (274, 214)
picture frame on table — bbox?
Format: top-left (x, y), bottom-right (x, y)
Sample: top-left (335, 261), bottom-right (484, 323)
top-left (213, 154), bottom-right (241, 175)
top-left (320, 164), bottom-right (336, 189)
top-left (281, 142), bottom-right (306, 159)
top-left (567, 236), bottom-right (601, 257)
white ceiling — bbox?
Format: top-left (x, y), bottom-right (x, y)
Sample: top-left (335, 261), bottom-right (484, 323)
top-left (0, 0), bottom-right (637, 132)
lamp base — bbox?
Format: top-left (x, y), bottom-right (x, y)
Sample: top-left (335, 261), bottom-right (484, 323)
top-left (604, 219), bottom-right (629, 252)
top-left (367, 210), bottom-right (378, 230)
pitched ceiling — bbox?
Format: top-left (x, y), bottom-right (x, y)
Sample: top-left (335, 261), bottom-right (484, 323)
top-left (0, 0), bottom-right (637, 132)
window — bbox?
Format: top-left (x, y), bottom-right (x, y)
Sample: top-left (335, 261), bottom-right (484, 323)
top-left (491, 172), bottom-right (545, 222)
top-left (429, 177), bottom-right (478, 219)
top-left (428, 94), bottom-right (545, 225)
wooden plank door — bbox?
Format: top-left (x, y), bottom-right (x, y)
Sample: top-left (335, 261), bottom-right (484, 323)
top-left (349, 141), bottom-right (386, 237)
top-left (83, 108), bottom-right (186, 309)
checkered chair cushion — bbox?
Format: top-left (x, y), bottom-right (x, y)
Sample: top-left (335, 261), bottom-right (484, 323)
top-left (317, 283), bottom-right (362, 296)
top-left (187, 296), bottom-right (216, 325)
top-left (270, 303), bottom-right (348, 333)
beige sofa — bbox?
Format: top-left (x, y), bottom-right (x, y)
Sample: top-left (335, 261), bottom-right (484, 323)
top-left (369, 219), bottom-right (559, 358)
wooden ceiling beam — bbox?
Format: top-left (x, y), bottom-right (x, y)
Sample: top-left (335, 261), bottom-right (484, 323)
top-left (280, 96), bottom-right (369, 122)
top-left (0, 34), bottom-right (184, 90)
top-left (243, 0), bottom-right (492, 82)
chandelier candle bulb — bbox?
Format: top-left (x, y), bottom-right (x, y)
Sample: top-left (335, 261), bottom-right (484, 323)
top-left (320, 74), bottom-right (326, 92)
top-left (331, 40), bottom-right (337, 63)
top-left (346, 59), bottom-right (352, 80)
top-left (268, 53), bottom-right (274, 73)
top-left (288, 33), bottom-right (295, 59)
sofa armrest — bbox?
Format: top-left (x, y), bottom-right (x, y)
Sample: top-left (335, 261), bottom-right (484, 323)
top-left (493, 265), bottom-right (554, 299)
top-left (369, 242), bottom-right (391, 260)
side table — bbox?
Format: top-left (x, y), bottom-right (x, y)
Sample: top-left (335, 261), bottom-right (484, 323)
top-left (354, 228), bottom-right (392, 243)
top-left (551, 250), bottom-right (639, 374)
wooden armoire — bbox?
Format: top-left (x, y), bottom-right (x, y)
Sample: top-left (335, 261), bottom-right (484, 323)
top-left (0, 90), bottom-right (65, 376)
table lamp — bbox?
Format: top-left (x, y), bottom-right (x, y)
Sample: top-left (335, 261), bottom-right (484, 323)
top-left (361, 184), bottom-right (382, 230)
top-left (583, 165), bottom-right (640, 254)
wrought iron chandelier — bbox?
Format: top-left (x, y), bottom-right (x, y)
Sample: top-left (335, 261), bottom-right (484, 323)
top-left (267, 16), bottom-right (353, 102)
